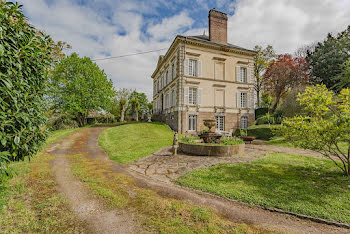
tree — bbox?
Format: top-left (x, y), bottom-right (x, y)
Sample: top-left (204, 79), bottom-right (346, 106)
top-left (263, 54), bottom-right (310, 113)
top-left (0, 2), bottom-right (54, 173)
top-left (306, 26), bottom-right (350, 92)
top-left (253, 45), bottom-right (276, 107)
top-left (49, 53), bottom-right (115, 126)
top-left (116, 88), bottom-right (131, 122)
top-left (130, 98), bottom-right (140, 121)
top-left (281, 85), bottom-right (350, 176)
top-left (333, 58), bottom-right (350, 91)
top-left (127, 90), bottom-right (148, 119)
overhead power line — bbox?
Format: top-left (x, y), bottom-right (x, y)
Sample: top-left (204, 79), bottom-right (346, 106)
top-left (92, 48), bottom-right (168, 62)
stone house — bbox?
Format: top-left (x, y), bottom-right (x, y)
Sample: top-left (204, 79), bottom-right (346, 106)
top-left (151, 9), bottom-right (257, 134)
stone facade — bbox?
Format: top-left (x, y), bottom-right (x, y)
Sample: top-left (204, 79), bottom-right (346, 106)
top-left (151, 9), bottom-right (257, 134)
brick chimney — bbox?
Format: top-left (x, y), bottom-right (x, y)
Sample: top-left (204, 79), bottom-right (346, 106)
top-left (208, 9), bottom-right (228, 44)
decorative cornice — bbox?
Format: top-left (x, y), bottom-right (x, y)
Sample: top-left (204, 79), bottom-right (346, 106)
top-left (213, 57), bottom-right (226, 61)
top-left (186, 52), bottom-right (201, 57)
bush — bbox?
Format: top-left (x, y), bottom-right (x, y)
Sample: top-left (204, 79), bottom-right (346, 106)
top-left (247, 125), bottom-right (281, 140)
top-left (0, 3), bottom-right (54, 174)
top-left (48, 113), bottom-right (78, 130)
top-left (255, 108), bottom-right (269, 119)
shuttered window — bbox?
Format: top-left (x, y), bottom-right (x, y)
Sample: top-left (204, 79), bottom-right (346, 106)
top-left (188, 88), bottom-right (197, 105)
top-left (189, 59), bottom-right (197, 77)
top-left (240, 67), bottom-right (247, 83)
top-left (240, 92), bottom-right (247, 108)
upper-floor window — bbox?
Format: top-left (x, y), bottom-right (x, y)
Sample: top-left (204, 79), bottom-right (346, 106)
top-left (166, 70), bottom-right (169, 84)
top-left (188, 87), bottom-right (197, 105)
top-left (172, 64), bottom-right (175, 80)
top-left (240, 92), bottom-right (247, 108)
top-left (240, 67), bottom-right (247, 83)
top-left (189, 59), bottom-right (197, 77)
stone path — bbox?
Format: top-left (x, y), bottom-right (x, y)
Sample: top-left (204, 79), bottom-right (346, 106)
top-left (128, 146), bottom-right (266, 183)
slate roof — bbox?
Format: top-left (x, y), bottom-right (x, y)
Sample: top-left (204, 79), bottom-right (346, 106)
top-left (181, 34), bottom-right (256, 53)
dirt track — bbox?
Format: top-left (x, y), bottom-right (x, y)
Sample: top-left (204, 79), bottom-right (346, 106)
top-left (46, 126), bottom-right (349, 234)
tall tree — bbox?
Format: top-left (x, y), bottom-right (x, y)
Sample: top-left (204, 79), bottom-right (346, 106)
top-left (116, 88), bottom-right (131, 122)
top-left (334, 58), bottom-right (350, 91)
top-left (130, 98), bottom-right (140, 122)
top-left (49, 53), bottom-right (115, 126)
top-left (263, 54), bottom-right (309, 113)
top-left (127, 90), bottom-right (148, 119)
top-left (281, 85), bottom-right (350, 176)
top-left (253, 45), bottom-right (275, 107)
top-left (306, 26), bottom-right (350, 92)
top-left (0, 2), bottom-right (54, 173)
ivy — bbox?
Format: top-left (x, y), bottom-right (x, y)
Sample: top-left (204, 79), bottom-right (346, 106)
top-left (0, 2), bottom-right (54, 174)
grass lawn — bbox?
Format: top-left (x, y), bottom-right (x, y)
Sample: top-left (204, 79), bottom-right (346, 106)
top-left (176, 153), bottom-right (350, 224)
top-left (98, 122), bottom-right (173, 164)
top-left (0, 128), bottom-right (86, 233)
top-left (265, 136), bottom-right (295, 147)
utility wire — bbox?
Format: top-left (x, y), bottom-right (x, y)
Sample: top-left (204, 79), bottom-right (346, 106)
top-left (92, 48), bottom-right (167, 62)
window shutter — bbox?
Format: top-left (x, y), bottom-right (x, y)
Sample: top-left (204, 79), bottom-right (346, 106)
top-left (168, 67), bottom-right (172, 82)
top-left (198, 88), bottom-right (202, 106)
top-left (236, 66), bottom-right (241, 82)
top-left (184, 87), bottom-right (189, 105)
top-left (168, 93), bottom-right (170, 108)
top-left (237, 92), bottom-right (241, 108)
top-left (248, 67), bottom-right (253, 83)
top-left (184, 58), bottom-right (189, 76)
top-left (248, 93), bottom-right (251, 108)
top-left (198, 60), bottom-right (202, 77)
top-left (174, 61), bottom-right (177, 78)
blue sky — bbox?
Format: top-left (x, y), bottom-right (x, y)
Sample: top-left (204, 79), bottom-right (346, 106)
top-left (18, 0), bottom-right (350, 100)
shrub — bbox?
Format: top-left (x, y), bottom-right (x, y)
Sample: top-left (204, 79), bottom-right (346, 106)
top-left (47, 113), bottom-right (78, 130)
top-left (255, 108), bottom-right (269, 119)
top-left (247, 125), bottom-right (281, 140)
top-left (0, 2), bottom-right (54, 174)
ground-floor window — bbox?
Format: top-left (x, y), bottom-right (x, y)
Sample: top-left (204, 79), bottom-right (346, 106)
top-left (241, 116), bottom-right (248, 130)
top-left (188, 115), bottom-right (197, 131)
top-left (216, 116), bottom-right (225, 132)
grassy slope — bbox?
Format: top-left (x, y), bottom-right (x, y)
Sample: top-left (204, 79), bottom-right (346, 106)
top-left (98, 122), bottom-right (173, 164)
top-left (0, 128), bottom-right (86, 233)
top-left (177, 153), bottom-right (350, 224)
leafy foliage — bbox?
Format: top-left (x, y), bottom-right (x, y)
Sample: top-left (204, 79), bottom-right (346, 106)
top-left (334, 58), bottom-right (350, 91)
top-left (0, 2), bottom-right (54, 174)
top-left (49, 53), bottom-right (115, 126)
top-left (127, 90), bottom-right (148, 119)
top-left (281, 85), bottom-right (350, 176)
top-left (253, 45), bottom-right (275, 107)
top-left (306, 26), bottom-right (350, 92)
top-left (263, 54), bottom-right (310, 113)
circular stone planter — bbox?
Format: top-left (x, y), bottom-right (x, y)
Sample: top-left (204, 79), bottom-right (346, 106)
top-left (179, 142), bottom-right (245, 157)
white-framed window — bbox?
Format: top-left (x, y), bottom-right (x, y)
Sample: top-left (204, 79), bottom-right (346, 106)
top-left (188, 88), bottom-right (197, 105)
top-left (188, 115), bottom-right (197, 131)
top-left (241, 116), bottom-right (248, 130)
top-left (171, 89), bottom-right (176, 106)
top-left (216, 116), bottom-right (225, 132)
top-left (189, 59), bottom-right (197, 77)
top-left (240, 92), bottom-right (247, 108)
top-left (166, 70), bottom-right (169, 84)
top-left (240, 67), bottom-right (247, 83)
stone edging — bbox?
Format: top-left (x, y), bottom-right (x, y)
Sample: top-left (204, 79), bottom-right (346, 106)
top-left (179, 142), bottom-right (245, 157)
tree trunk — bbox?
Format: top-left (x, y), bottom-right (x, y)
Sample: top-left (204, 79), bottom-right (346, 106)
top-left (257, 89), bottom-right (260, 108)
top-left (134, 107), bottom-right (139, 122)
top-left (270, 92), bottom-right (282, 113)
top-left (120, 106), bottom-right (125, 122)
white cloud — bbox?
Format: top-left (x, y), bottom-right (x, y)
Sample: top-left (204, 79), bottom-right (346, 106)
top-left (147, 11), bottom-right (194, 40)
top-left (227, 0), bottom-right (350, 53)
top-left (18, 0), bottom-right (350, 100)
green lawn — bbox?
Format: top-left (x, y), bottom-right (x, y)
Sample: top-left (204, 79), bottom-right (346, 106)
top-left (176, 153), bottom-right (350, 224)
top-left (98, 122), bottom-right (173, 164)
top-left (266, 136), bottom-right (295, 147)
